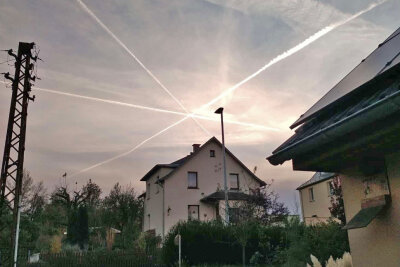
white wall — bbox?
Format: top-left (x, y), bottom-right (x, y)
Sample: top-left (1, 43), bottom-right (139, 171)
top-left (142, 167), bottom-right (174, 236)
top-left (299, 178), bottom-right (334, 225)
top-left (163, 141), bottom-right (262, 236)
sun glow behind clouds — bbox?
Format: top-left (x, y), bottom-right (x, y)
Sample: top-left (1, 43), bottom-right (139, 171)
top-left (68, 0), bottom-right (386, 176)
top-left (200, 0), bottom-right (387, 110)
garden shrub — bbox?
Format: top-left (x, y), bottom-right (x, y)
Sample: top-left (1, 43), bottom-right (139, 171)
top-left (162, 218), bottom-right (349, 266)
top-left (282, 218), bottom-right (349, 266)
top-left (162, 220), bottom-right (283, 265)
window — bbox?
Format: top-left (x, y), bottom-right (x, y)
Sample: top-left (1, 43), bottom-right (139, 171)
top-left (210, 150), bottom-right (215, 157)
top-left (147, 183), bottom-right (151, 200)
top-left (155, 176), bottom-right (160, 194)
top-left (229, 173), bottom-right (239, 190)
top-left (188, 205), bottom-right (199, 220)
top-left (327, 181), bottom-right (334, 196)
top-left (229, 208), bottom-right (240, 223)
top-left (309, 187), bottom-right (315, 202)
top-left (188, 172), bottom-right (198, 188)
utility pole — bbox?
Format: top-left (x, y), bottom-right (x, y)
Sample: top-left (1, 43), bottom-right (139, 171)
top-left (215, 107), bottom-right (229, 224)
top-left (0, 42), bottom-right (38, 267)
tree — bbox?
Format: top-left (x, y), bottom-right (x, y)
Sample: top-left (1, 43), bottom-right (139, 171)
top-left (233, 220), bottom-right (257, 267)
top-left (50, 179), bottom-right (100, 248)
top-left (329, 177), bottom-right (346, 225)
top-left (234, 182), bottom-right (289, 225)
top-left (81, 179), bottom-right (102, 208)
top-left (102, 183), bottom-right (143, 249)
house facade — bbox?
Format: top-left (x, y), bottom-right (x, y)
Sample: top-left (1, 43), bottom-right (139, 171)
top-left (140, 137), bottom-right (266, 238)
top-left (297, 172), bottom-right (336, 225)
top-left (268, 26), bottom-right (400, 266)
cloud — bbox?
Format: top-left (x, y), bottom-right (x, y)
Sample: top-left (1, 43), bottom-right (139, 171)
top-left (0, 0), bottom-right (398, 211)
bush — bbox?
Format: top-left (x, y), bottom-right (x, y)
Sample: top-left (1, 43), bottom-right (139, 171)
top-left (282, 218), bottom-right (349, 266)
top-left (162, 218), bottom-right (349, 266)
top-left (163, 220), bottom-right (240, 265)
top-left (162, 220), bottom-right (284, 266)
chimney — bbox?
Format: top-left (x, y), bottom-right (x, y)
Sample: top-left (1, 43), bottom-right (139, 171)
top-left (192, 144), bottom-right (201, 153)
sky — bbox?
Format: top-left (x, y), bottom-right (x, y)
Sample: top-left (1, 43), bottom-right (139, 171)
top-left (0, 0), bottom-right (399, 213)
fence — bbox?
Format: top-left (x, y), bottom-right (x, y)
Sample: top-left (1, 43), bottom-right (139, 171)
top-left (1, 249), bottom-right (165, 267)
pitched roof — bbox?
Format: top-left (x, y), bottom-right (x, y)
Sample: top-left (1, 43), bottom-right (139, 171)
top-left (296, 172), bottom-right (336, 190)
top-left (268, 27), bottom-right (400, 166)
top-left (158, 137), bottom-right (266, 186)
top-left (291, 26), bottom-right (400, 129)
top-left (270, 77), bottom-right (400, 160)
top-left (200, 191), bottom-right (252, 202)
top-left (140, 162), bottom-right (183, 181)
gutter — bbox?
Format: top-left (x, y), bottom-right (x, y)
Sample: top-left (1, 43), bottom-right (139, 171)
top-left (267, 89), bottom-right (400, 166)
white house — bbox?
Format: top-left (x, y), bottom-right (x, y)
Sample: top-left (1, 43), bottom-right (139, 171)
top-left (297, 172), bottom-right (337, 225)
top-left (139, 137), bottom-right (266, 238)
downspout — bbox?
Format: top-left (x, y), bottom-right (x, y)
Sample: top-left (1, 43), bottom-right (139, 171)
top-left (299, 190), bottom-right (305, 223)
top-left (163, 183), bottom-right (165, 240)
top-left (160, 181), bottom-right (165, 240)
top-left (156, 177), bottom-right (165, 240)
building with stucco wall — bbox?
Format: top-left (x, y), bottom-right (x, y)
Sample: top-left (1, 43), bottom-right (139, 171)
top-left (297, 172), bottom-right (336, 225)
top-left (140, 137), bottom-right (266, 239)
top-left (267, 27), bottom-right (400, 266)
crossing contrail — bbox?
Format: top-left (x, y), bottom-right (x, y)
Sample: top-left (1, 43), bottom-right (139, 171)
top-left (33, 85), bottom-right (278, 130)
top-left (76, 0), bottom-right (211, 136)
top-left (70, 0), bottom-right (386, 176)
top-left (0, 80), bottom-right (278, 129)
top-left (198, 0), bottom-right (387, 110)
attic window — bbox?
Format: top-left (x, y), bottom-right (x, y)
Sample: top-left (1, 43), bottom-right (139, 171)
top-left (210, 150), bottom-right (215, 157)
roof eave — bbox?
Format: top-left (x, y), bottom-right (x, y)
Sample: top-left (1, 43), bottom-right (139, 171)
top-left (140, 164), bottom-right (176, 181)
top-left (296, 174), bottom-right (336, 190)
top-left (267, 90), bottom-right (400, 167)
top-left (290, 62), bottom-right (400, 129)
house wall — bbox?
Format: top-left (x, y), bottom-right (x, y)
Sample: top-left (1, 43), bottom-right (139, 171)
top-left (142, 167), bottom-right (174, 236)
top-left (341, 151), bottom-right (400, 267)
top-left (299, 179), bottom-right (334, 225)
top-left (163, 141), bottom-right (262, 237)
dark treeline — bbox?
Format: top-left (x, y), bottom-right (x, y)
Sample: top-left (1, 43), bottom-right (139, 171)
top-left (0, 171), bottom-right (144, 253)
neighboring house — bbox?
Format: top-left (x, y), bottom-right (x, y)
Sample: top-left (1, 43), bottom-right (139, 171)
top-left (140, 136), bottom-right (266, 238)
top-left (267, 26), bottom-right (400, 266)
top-left (297, 172), bottom-right (336, 225)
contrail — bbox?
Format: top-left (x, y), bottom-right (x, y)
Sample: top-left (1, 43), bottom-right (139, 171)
top-left (198, 0), bottom-right (387, 109)
top-left (35, 86), bottom-right (186, 116)
top-left (56, 0), bottom-right (387, 176)
top-left (70, 116), bottom-right (189, 177)
top-left (76, 0), bottom-right (210, 136)
top-left (0, 80), bottom-right (277, 130)
top-left (34, 85), bottom-right (278, 130)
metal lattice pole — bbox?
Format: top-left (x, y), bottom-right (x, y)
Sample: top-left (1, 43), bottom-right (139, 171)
top-left (0, 42), bottom-right (37, 267)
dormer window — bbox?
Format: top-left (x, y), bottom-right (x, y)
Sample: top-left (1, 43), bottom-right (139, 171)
top-left (210, 150), bottom-right (215, 157)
